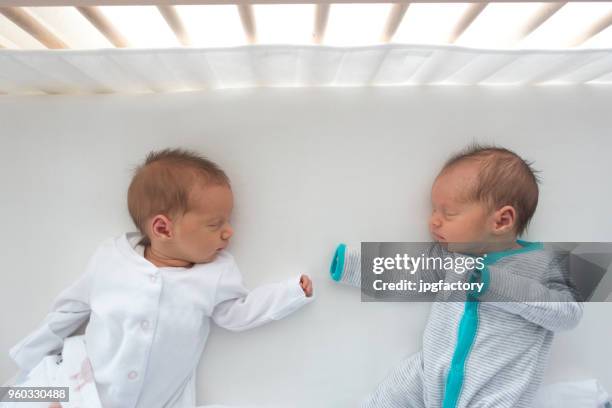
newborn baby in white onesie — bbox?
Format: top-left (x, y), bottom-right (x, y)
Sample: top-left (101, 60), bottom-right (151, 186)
top-left (9, 148), bottom-right (314, 408)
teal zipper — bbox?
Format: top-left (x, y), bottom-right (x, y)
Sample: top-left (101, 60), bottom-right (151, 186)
top-left (441, 241), bottom-right (542, 408)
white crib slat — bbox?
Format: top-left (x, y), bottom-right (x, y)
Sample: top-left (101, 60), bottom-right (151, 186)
top-left (0, 14), bottom-right (46, 50)
top-left (27, 7), bottom-right (112, 50)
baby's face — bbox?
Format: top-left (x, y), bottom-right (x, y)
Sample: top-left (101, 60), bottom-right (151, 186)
top-left (429, 163), bottom-right (496, 251)
top-left (172, 184), bottom-right (234, 264)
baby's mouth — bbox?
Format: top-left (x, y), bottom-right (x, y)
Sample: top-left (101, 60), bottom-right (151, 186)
top-left (432, 233), bottom-right (445, 242)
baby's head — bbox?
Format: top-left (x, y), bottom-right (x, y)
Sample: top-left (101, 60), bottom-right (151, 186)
top-left (128, 148), bottom-right (233, 265)
top-left (429, 144), bottom-right (539, 254)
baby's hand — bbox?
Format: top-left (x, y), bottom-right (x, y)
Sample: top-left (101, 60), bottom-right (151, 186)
top-left (300, 275), bottom-right (313, 297)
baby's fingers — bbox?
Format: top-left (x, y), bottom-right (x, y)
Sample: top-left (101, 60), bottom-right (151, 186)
top-left (298, 274), bottom-right (314, 297)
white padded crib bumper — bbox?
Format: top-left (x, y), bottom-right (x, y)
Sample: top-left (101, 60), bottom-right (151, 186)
top-left (0, 44), bottom-right (611, 95)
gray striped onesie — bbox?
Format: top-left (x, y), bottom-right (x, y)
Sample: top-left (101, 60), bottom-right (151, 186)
top-left (331, 241), bottom-right (583, 408)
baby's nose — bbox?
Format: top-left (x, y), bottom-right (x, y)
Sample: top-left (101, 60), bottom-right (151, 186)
top-left (430, 216), bottom-right (442, 229)
top-left (222, 227), bottom-right (233, 240)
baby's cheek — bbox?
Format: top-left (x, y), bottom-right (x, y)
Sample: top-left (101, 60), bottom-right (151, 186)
top-left (450, 223), bottom-right (469, 241)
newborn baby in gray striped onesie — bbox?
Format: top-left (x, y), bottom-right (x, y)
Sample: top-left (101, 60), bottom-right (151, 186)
top-left (331, 144), bottom-right (582, 408)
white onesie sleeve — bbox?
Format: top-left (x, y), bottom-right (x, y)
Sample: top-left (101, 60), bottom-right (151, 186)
top-left (211, 259), bottom-right (313, 332)
top-left (9, 249), bottom-right (98, 372)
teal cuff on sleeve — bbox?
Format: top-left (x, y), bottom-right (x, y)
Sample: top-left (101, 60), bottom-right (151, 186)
top-left (330, 243), bottom-right (347, 281)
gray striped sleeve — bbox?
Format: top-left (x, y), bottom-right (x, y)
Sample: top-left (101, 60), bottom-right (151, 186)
top-left (479, 251), bottom-right (583, 331)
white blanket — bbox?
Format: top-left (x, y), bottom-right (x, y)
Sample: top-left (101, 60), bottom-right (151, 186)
top-left (1, 336), bottom-right (102, 408)
top-left (1, 335), bottom-right (254, 408)
top-left (533, 379), bottom-right (611, 408)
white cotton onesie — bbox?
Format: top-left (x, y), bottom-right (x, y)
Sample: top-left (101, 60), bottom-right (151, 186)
top-left (9, 232), bottom-right (313, 408)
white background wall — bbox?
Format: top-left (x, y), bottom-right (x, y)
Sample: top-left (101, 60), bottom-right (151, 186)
top-left (1, 86), bottom-right (611, 407)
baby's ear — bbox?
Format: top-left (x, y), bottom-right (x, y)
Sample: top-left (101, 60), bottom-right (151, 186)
top-left (494, 205), bottom-right (517, 234)
top-left (150, 214), bottom-right (173, 239)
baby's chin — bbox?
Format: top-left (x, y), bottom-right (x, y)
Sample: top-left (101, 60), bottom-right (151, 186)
top-left (437, 241), bottom-right (479, 255)
top-left (196, 249), bottom-right (224, 264)
top-left (430, 237), bottom-right (483, 254)
top-left (445, 242), bottom-right (491, 256)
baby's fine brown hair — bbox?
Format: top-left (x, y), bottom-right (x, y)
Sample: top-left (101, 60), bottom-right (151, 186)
top-left (127, 148), bottom-right (230, 244)
top-left (441, 143), bottom-right (540, 236)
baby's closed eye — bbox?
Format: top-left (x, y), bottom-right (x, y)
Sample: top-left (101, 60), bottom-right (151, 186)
top-left (439, 207), bottom-right (458, 217)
